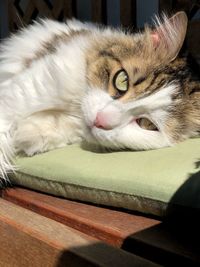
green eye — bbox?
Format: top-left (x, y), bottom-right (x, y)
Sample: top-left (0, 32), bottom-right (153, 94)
top-left (113, 70), bottom-right (129, 93)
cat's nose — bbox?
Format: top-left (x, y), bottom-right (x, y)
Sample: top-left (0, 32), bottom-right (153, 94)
top-left (94, 112), bottom-right (113, 130)
top-left (94, 109), bottom-right (122, 130)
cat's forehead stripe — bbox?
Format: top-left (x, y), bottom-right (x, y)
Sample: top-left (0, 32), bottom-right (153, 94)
top-left (99, 50), bottom-right (121, 63)
top-left (133, 67), bottom-right (139, 75)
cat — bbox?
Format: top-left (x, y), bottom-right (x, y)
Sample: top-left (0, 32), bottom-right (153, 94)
top-left (0, 11), bottom-right (199, 180)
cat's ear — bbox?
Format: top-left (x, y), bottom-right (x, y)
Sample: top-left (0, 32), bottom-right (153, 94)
top-left (151, 11), bottom-right (188, 62)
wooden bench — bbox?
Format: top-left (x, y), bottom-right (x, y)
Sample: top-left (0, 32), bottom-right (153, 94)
top-left (0, 187), bottom-right (200, 266)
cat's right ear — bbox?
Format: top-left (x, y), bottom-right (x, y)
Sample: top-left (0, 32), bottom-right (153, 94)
top-left (150, 11), bottom-right (188, 62)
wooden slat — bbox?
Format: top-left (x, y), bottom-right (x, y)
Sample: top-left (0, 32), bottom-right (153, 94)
top-left (0, 198), bottom-right (158, 267)
top-left (22, 1), bottom-right (36, 25)
top-left (33, 0), bottom-right (53, 18)
top-left (158, 0), bottom-right (173, 14)
top-left (61, 0), bottom-right (77, 19)
top-left (52, 0), bottom-right (65, 19)
top-left (187, 20), bottom-right (200, 64)
top-left (8, 0), bottom-right (24, 31)
top-left (7, 0), bottom-right (77, 32)
top-left (91, 0), bottom-right (107, 24)
top-left (0, 0), bottom-right (9, 39)
top-left (1, 187), bottom-right (160, 247)
top-left (120, 0), bottom-right (136, 29)
top-left (2, 187), bottom-right (200, 266)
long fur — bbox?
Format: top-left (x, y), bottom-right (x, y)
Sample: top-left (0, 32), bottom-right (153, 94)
top-left (0, 12), bottom-right (195, 180)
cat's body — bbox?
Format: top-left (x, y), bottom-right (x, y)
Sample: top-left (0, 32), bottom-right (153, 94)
top-left (0, 12), bottom-right (199, 179)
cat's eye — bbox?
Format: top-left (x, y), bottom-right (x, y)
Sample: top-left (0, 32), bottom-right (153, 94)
top-left (113, 70), bottom-right (129, 93)
top-left (136, 118), bottom-right (158, 131)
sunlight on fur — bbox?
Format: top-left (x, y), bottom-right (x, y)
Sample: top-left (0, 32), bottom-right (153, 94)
top-left (0, 11), bottom-right (199, 180)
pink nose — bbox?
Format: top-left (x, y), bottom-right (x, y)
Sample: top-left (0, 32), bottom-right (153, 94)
top-left (94, 112), bottom-right (111, 130)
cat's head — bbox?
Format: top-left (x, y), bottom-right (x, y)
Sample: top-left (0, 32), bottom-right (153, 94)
top-left (82, 12), bottom-right (189, 150)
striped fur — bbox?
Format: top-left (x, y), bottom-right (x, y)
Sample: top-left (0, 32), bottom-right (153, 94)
top-left (0, 11), bottom-right (199, 180)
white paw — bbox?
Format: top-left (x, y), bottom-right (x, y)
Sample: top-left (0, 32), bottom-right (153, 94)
top-left (14, 123), bottom-right (67, 156)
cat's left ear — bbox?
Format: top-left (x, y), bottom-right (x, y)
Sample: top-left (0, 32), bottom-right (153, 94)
top-left (151, 11), bottom-right (188, 62)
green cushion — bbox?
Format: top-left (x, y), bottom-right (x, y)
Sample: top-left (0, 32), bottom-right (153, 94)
top-left (10, 138), bottom-right (200, 217)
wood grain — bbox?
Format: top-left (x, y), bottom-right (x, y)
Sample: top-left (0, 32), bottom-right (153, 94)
top-left (91, 0), bottom-right (106, 24)
top-left (0, 198), bottom-right (159, 267)
top-left (120, 0), bottom-right (136, 29)
top-left (2, 187), bottom-right (200, 266)
top-left (1, 187), bottom-right (160, 246)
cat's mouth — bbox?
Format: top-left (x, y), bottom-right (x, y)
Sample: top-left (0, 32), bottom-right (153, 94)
top-left (135, 118), bottom-right (158, 131)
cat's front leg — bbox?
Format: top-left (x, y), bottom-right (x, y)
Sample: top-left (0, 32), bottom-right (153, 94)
top-left (14, 111), bottom-right (83, 156)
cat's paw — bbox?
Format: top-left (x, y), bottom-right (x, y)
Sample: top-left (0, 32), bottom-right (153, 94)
top-left (14, 122), bottom-right (68, 156)
top-left (14, 111), bottom-right (83, 156)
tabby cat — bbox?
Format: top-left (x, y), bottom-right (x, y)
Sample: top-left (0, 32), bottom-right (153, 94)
top-left (0, 11), bottom-right (199, 179)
